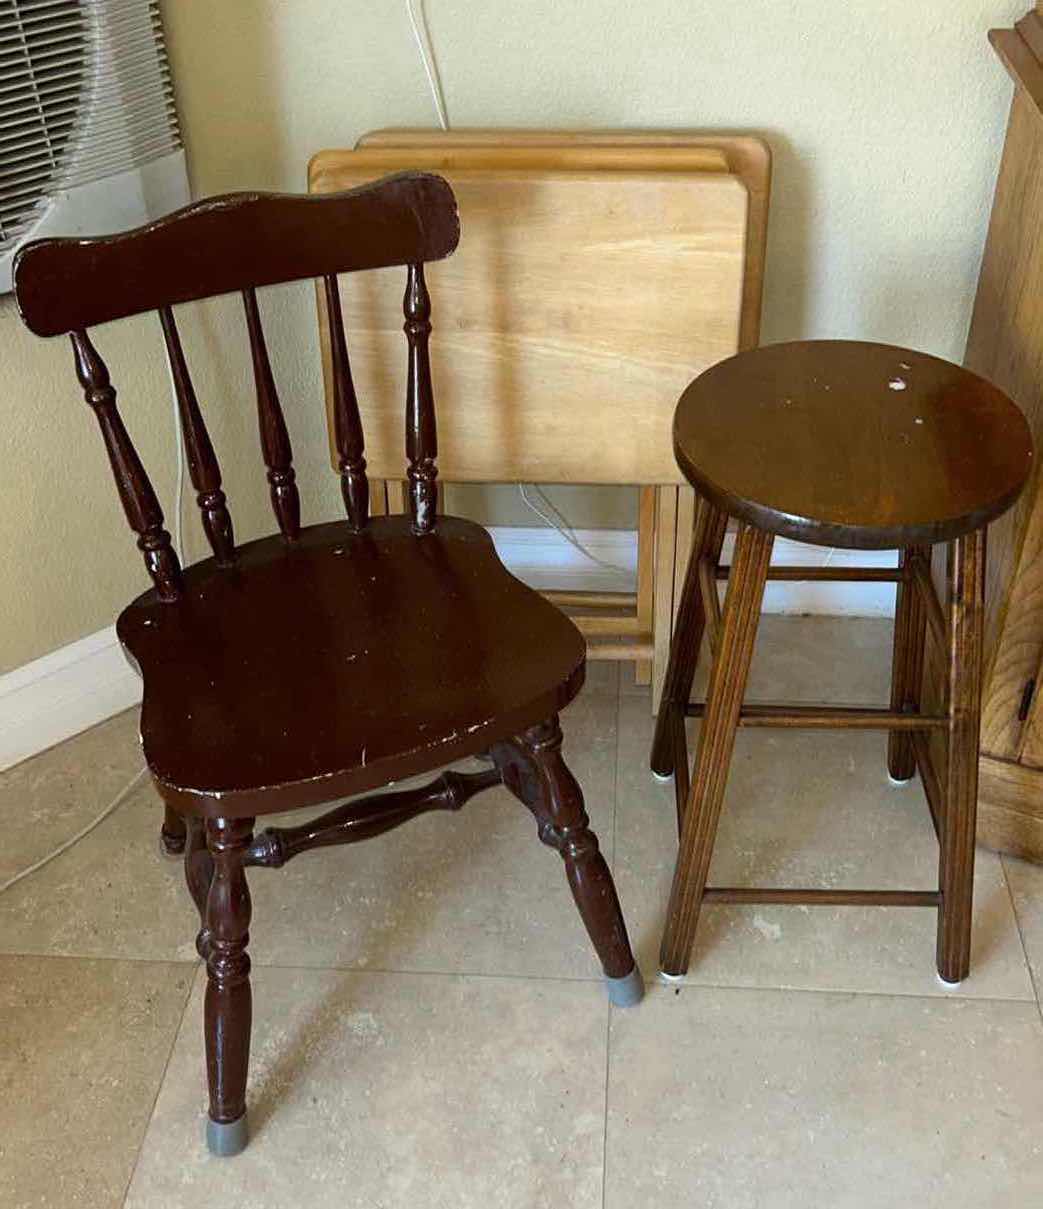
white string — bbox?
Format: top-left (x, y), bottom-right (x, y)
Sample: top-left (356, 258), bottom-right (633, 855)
top-left (3, 338), bottom-right (187, 894)
top-left (518, 484), bottom-right (633, 576)
top-left (0, 766), bottom-right (148, 896)
top-left (405, 0), bottom-right (449, 131)
top-left (401, 6), bottom-right (625, 579)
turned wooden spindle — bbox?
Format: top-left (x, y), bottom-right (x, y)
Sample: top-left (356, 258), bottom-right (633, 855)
top-left (493, 718), bottom-right (637, 981)
top-left (159, 307), bottom-right (236, 564)
top-left (323, 274), bottom-right (369, 530)
top-left (205, 817), bottom-right (253, 1139)
top-left (403, 262), bottom-right (438, 534)
top-left (70, 330), bottom-right (182, 601)
top-left (244, 767), bottom-right (502, 868)
top-left (242, 287), bottom-right (300, 539)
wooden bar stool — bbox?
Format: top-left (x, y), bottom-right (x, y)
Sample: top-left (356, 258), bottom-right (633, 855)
top-left (651, 340), bottom-right (1033, 985)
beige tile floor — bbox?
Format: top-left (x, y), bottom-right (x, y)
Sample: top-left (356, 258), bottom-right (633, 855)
top-left (3, 617), bottom-right (1043, 1207)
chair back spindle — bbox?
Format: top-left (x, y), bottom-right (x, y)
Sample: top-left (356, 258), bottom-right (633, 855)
top-left (71, 330), bottom-right (183, 600)
top-left (15, 175), bottom-right (459, 578)
top-left (242, 287), bottom-right (301, 540)
top-left (158, 307), bottom-right (236, 565)
top-left (403, 263), bottom-right (438, 534)
top-left (323, 274), bottom-right (369, 530)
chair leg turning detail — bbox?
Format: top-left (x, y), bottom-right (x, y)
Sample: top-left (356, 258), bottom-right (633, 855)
top-left (181, 714), bottom-right (641, 1157)
top-left (204, 817), bottom-right (254, 1157)
top-left (495, 717), bottom-right (643, 1006)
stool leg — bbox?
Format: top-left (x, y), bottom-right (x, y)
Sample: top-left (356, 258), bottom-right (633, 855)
top-left (659, 524), bottom-right (773, 977)
top-left (936, 528), bottom-right (985, 985)
top-left (888, 544), bottom-right (930, 782)
top-left (650, 497), bottom-right (728, 781)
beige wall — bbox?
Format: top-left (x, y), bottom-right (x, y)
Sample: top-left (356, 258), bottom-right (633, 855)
top-left (0, 0), bottom-right (1024, 672)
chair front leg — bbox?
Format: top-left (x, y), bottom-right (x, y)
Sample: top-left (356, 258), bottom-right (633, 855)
top-left (204, 816), bottom-right (254, 1156)
top-left (494, 717), bottom-right (643, 1007)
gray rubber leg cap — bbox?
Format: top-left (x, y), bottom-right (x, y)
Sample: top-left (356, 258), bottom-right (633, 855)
top-left (651, 769), bottom-right (674, 784)
top-left (606, 965), bottom-right (645, 1007)
top-left (207, 1112), bottom-right (248, 1157)
top-left (887, 773), bottom-right (914, 787)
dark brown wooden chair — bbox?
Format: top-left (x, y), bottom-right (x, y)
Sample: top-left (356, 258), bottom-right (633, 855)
top-left (650, 340), bottom-right (1032, 987)
top-left (13, 172), bottom-right (642, 1157)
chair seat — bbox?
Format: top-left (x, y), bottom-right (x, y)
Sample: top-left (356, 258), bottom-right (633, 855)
top-left (673, 340), bottom-right (1033, 549)
top-left (117, 515), bottom-right (585, 816)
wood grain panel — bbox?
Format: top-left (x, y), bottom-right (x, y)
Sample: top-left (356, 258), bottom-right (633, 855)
top-left (355, 129), bottom-right (771, 349)
top-left (966, 87), bottom-right (1043, 760)
top-left (308, 151), bottom-right (747, 486)
top-left (977, 752), bottom-right (1043, 857)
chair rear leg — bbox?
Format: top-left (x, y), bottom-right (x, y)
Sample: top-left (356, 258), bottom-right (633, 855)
top-left (495, 717), bottom-right (643, 1007)
top-left (204, 816), bottom-right (254, 1155)
top-left (161, 802), bottom-right (187, 856)
top-left (184, 816), bottom-right (214, 959)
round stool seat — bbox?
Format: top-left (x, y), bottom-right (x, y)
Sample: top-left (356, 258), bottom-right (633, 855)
top-left (673, 340), bottom-right (1033, 549)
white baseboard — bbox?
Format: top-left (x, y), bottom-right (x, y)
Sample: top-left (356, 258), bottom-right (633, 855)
top-left (0, 626), bottom-right (142, 772)
top-left (491, 525), bottom-right (899, 617)
top-left (719, 532), bottom-right (899, 617)
top-left (487, 525), bottom-right (639, 593)
top-left (1, 526), bottom-right (897, 770)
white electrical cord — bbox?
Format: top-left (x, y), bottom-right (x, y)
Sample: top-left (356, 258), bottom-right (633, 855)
top-left (405, 0), bottom-right (449, 130)
top-left (5, 13), bottom-right (613, 896)
top-left (0, 766), bottom-right (149, 896)
top-left (2, 347), bottom-right (186, 896)
top-left (401, 4), bottom-right (630, 579)
top-left (518, 483), bottom-right (633, 575)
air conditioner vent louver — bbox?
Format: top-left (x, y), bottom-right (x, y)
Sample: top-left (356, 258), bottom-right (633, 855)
top-left (0, 0), bottom-right (85, 245)
top-left (0, 0), bottom-right (188, 291)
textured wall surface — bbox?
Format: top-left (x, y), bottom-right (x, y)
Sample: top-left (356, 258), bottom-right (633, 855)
top-left (0, 1), bottom-right (1024, 671)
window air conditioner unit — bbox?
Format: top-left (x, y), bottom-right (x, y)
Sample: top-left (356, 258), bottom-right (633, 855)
top-left (1, 0), bottom-right (189, 294)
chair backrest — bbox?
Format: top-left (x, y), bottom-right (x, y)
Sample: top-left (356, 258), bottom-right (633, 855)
top-left (12, 172), bottom-right (459, 602)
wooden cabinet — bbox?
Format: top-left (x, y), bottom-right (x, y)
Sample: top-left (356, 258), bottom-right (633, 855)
top-left (964, 8), bottom-right (1043, 860)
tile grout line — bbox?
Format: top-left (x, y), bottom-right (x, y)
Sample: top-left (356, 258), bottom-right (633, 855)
top-left (4, 948), bottom-right (1039, 1007)
top-left (118, 963), bottom-right (199, 1208)
top-left (999, 854), bottom-right (1043, 1028)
